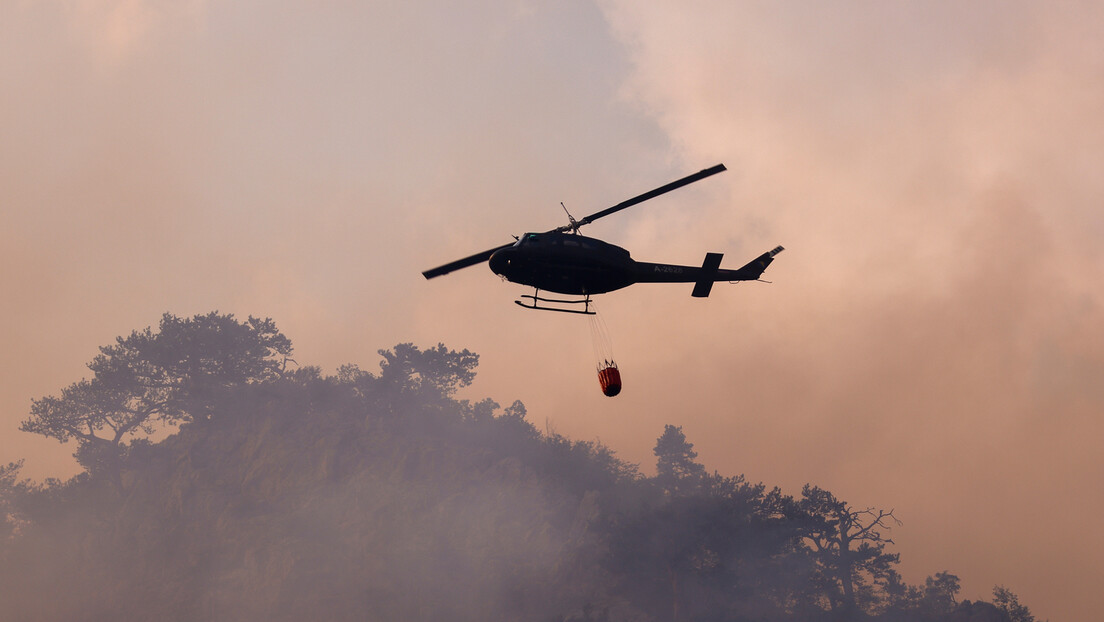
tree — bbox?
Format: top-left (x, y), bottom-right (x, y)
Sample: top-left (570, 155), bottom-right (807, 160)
top-left (21, 312), bottom-right (292, 478)
top-left (992, 586), bottom-right (1036, 622)
top-left (798, 484), bottom-right (901, 617)
top-left (366, 343), bottom-right (480, 418)
top-left (880, 570), bottom-right (966, 620)
top-left (653, 424), bottom-right (706, 496)
top-left (376, 342), bottom-right (478, 398)
top-left (922, 571), bottom-right (960, 616)
top-left (609, 427), bottom-right (794, 621)
top-left (0, 461), bottom-right (25, 541)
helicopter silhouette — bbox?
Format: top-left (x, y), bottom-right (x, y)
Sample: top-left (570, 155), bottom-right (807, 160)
top-left (422, 164), bottom-right (784, 315)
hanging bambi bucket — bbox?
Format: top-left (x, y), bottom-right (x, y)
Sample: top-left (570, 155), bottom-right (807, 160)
top-left (588, 301), bottom-right (620, 397)
top-left (597, 362), bottom-right (622, 397)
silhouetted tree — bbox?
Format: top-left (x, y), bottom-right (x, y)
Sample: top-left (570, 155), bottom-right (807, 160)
top-left (922, 571), bottom-right (961, 616)
top-left (0, 461), bottom-right (24, 541)
top-left (377, 342), bottom-right (478, 397)
top-left (20, 312), bottom-right (292, 480)
top-left (653, 424), bottom-right (705, 496)
top-left (341, 342), bottom-right (481, 420)
top-left (649, 425), bottom-right (707, 620)
top-left (605, 426), bottom-right (810, 622)
top-left (799, 484), bottom-right (901, 618)
top-left (992, 586), bottom-right (1036, 622)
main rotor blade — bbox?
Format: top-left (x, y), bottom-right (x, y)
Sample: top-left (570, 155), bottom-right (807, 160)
top-left (424, 164), bottom-right (726, 279)
top-left (551, 163), bottom-right (727, 233)
top-left (422, 242), bottom-right (514, 279)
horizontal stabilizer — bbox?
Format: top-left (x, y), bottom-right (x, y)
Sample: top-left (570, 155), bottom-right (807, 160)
top-left (692, 252), bottom-right (724, 297)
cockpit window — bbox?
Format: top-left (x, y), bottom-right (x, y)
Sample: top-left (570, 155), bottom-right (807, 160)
top-left (514, 233), bottom-right (540, 247)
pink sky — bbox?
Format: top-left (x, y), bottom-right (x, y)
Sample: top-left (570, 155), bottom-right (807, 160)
top-left (3, 2), bottom-right (1102, 619)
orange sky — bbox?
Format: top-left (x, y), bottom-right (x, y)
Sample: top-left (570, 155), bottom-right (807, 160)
top-left (3, 2), bottom-right (1102, 619)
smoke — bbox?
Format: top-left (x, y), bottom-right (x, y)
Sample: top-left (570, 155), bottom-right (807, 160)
top-left (0, 0), bottom-right (662, 478)
top-left (4, 2), bottom-right (1103, 619)
top-left (592, 3), bottom-right (1104, 619)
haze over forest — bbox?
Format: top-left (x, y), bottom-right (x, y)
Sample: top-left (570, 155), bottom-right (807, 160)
top-left (3, 2), bottom-right (1102, 620)
top-left (1, 313), bottom-right (1040, 621)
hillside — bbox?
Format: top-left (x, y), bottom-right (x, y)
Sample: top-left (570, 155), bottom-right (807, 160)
top-left (0, 314), bottom-right (1037, 621)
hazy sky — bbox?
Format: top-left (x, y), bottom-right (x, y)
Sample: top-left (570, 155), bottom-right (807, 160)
top-left (3, 2), bottom-right (1102, 619)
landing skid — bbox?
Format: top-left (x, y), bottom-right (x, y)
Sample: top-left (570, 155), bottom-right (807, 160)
top-left (515, 290), bottom-right (595, 315)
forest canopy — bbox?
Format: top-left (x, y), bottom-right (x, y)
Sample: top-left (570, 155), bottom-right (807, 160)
top-left (1, 313), bottom-right (1039, 622)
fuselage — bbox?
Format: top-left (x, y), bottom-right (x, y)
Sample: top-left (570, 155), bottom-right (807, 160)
top-left (487, 231), bottom-right (783, 297)
top-left (488, 232), bottom-right (636, 295)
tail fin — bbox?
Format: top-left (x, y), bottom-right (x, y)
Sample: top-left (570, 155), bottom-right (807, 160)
top-left (731, 245), bottom-right (784, 281)
top-left (691, 252), bottom-right (724, 297)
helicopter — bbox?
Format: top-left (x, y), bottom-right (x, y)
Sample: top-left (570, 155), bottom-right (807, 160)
top-left (422, 164), bottom-right (784, 315)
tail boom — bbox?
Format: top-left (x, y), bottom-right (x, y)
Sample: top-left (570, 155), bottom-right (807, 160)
top-left (630, 246), bottom-right (784, 297)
